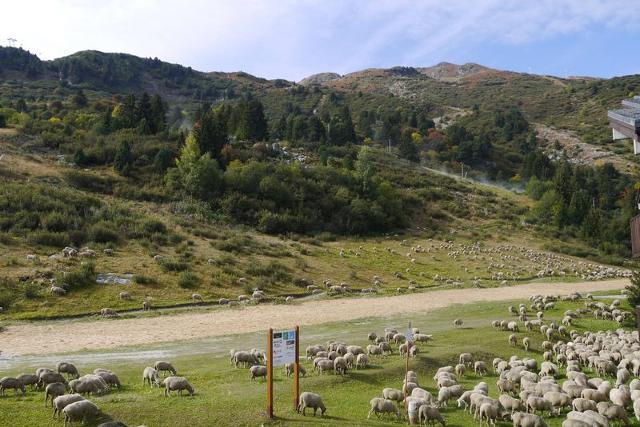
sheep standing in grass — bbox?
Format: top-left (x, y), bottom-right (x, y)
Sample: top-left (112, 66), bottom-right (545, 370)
top-left (95, 370), bottom-right (121, 389)
top-left (191, 293), bottom-right (203, 302)
top-left (154, 361), bottom-right (177, 376)
top-left (45, 382), bottom-right (67, 406)
top-left (297, 392), bottom-right (326, 416)
top-left (250, 366), bottom-right (267, 381)
top-left (164, 376), bottom-right (194, 396)
top-left (382, 388), bottom-right (404, 405)
top-left (57, 362), bottom-right (80, 379)
top-left (512, 411), bottom-right (548, 427)
top-left (418, 405), bottom-right (446, 426)
top-left (143, 367), bottom-right (161, 387)
top-left (0, 377), bottom-right (26, 396)
top-left (38, 372), bottom-right (67, 389)
top-left (118, 291), bottom-right (130, 301)
top-left (368, 398), bottom-right (400, 419)
top-left (523, 337), bottom-right (530, 352)
top-left (356, 354), bottom-right (369, 370)
top-left (453, 318), bottom-right (463, 328)
top-left (69, 375), bottom-right (108, 396)
top-left (16, 374), bottom-right (38, 390)
top-left (62, 399), bottom-right (101, 426)
top-left (52, 393), bottom-right (85, 419)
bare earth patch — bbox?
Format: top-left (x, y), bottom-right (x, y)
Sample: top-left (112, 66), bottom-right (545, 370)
top-left (1, 279), bottom-right (627, 356)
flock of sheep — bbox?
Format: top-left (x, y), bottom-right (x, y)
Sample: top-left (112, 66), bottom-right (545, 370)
top-left (0, 360), bottom-right (192, 426)
top-left (225, 291), bottom-right (640, 426)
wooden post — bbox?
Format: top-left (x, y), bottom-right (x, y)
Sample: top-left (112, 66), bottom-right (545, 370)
top-left (293, 325), bottom-right (300, 412)
top-left (267, 327), bottom-right (274, 419)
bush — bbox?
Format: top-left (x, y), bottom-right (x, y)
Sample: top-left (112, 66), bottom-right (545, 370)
top-left (178, 271), bottom-right (200, 289)
top-left (159, 259), bottom-right (189, 272)
top-left (24, 282), bottom-right (41, 299)
top-left (89, 222), bottom-right (120, 243)
top-left (62, 262), bottom-right (96, 291)
top-left (27, 230), bottom-right (68, 247)
top-left (133, 274), bottom-right (155, 285)
top-left (141, 219), bottom-right (167, 235)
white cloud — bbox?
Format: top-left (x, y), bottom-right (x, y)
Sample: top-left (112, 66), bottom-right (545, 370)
top-left (1, 0), bottom-right (638, 80)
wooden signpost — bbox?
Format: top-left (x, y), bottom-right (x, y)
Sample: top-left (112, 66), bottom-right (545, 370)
top-left (266, 325), bottom-right (300, 419)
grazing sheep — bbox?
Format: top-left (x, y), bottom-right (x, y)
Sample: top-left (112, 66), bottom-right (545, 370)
top-left (297, 392), bottom-right (326, 416)
top-left (561, 421), bottom-right (590, 427)
top-left (57, 362), bottom-right (80, 379)
top-left (284, 363), bottom-right (306, 377)
top-left (418, 405), bottom-right (446, 426)
top-left (438, 385), bottom-right (463, 407)
top-left (596, 401), bottom-right (628, 425)
top-left (459, 353), bottom-right (473, 367)
top-left (38, 372), bottom-right (67, 389)
top-left (523, 337), bottom-right (530, 352)
top-left (478, 402), bottom-right (499, 426)
top-left (69, 375), bottom-right (109, 396)
top-left (52, 393), bottom-right (85, 419)
top-left (499, 395), bottom-right (524, 415)
top-left (163, 376), bottom-right (194, 396)
top-left (474, 361), bottom-right (487, 376)
top-left (95, 370), bottom-right (121, 388)
top-left (382, 388), bottom-right (404, 404)
top-left (249, 365), bottom-right (267, 381)
top-left (315, 359), bottom-right (334, 375)
top-left (367, 344), bottom-right (383, 356)
top-left (16, 374), bottom-right (38, 390)
top-left (368, 332), bottom-right (377, 341)
top-left (512, 411), bottom-right (548, 427)
top-left (118, 291), bottom-right (130, 300)
top-left (100, 307), bottom-right (118, 317)
top-left (356, 354), bottom-right (369, 369)
top-left (453, 318), bottom-right (463, 328)
top-left (142, 367), bottom-right (161, 387)
top-left (63, 399), bottom-right (101, 426)
top-left (154, 361), bottom-right (177, 376)
top-left (526, 396), bottom-right (554, 416)
top-left (378, 342), bottom-right (392, 355)
top-left (333, 357), bottom-right (348, 375)
top-left (0, 377), bottom-right (26, 396)
top-left (571, 398), bottom-right (596, 412)
top-left (497, 379), bottom-right (516, 395)
top-left (45, 382), bottom-right (67, 406)
top-left (509, 334), bottom-right (517, 346)
top-left (368, 397), bottom-right (400, 419)
top-left (455, 363), bottom-right (466, 377)
top-left (191, 293), bottom-right (203, 302)
top-left (142, 300), bottom-right (151, 311)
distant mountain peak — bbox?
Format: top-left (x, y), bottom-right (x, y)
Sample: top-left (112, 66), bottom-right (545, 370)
top-left (418, 62), bottom-right (491, 80)
top-left (298, 72), bottom-right (341, 86)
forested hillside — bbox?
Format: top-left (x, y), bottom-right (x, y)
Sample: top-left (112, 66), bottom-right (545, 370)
top-left (0, 46), bottom-right (638, 262)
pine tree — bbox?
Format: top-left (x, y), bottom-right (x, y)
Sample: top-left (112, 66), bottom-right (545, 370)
top-left (150, 94), bottom-right (166, 133)
top-left (114, 140), bottom-right (133, 176)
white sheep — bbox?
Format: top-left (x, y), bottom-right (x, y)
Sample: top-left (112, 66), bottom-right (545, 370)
top-left (52, 393), bottom-right (85, 419)
top-left (142, 367), bottom-right (161, 387)
top-left (163, 376), bottom-right (194, 396)
top-left (368, 397), bottom-right (400, 419)
top-left (297, 392), bottom-right (326, 416)
top-left (63, 399), bottom-right (100, 425)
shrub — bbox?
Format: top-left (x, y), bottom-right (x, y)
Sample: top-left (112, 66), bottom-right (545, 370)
top-left (133, 274), bottom-right (155, 285)
top-left (62, 262), bottom-right (96, 291)
top-left (178, 271), bottom-right (200, 289)
top-left (89, 222), bottom-right (120, 243)
top-left (24, 282), bottom-right (41, 299)
top-left (159, 259), bottom-right (189, 272)
top-left (27, 230), bottom-right (68, 247)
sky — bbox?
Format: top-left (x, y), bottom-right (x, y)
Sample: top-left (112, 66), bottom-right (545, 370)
top-left (2, 0), bottom-right (640, 81)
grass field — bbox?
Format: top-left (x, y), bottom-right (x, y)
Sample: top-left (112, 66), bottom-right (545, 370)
top-left (0, 292), bottom-right (632, 426)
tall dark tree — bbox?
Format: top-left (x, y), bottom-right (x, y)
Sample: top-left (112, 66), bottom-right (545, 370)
top-left (149, 94), bottom-right (166, 133)
top-left (193, 108), bottom-right (227, 159)
top-left (399, 129), bottom-right (419, 162)
top-left (114, 140), bottom-right (133, 176)
top-left (235, 100), bottom-right (268, 141)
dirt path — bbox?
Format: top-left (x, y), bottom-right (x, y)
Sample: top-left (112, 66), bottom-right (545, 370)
top-left (1, 279), bottom-right (627, 356)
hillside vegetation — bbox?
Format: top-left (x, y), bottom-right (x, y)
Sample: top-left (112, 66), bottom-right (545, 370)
top-left (0, 46), bottom-right (638, 319)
